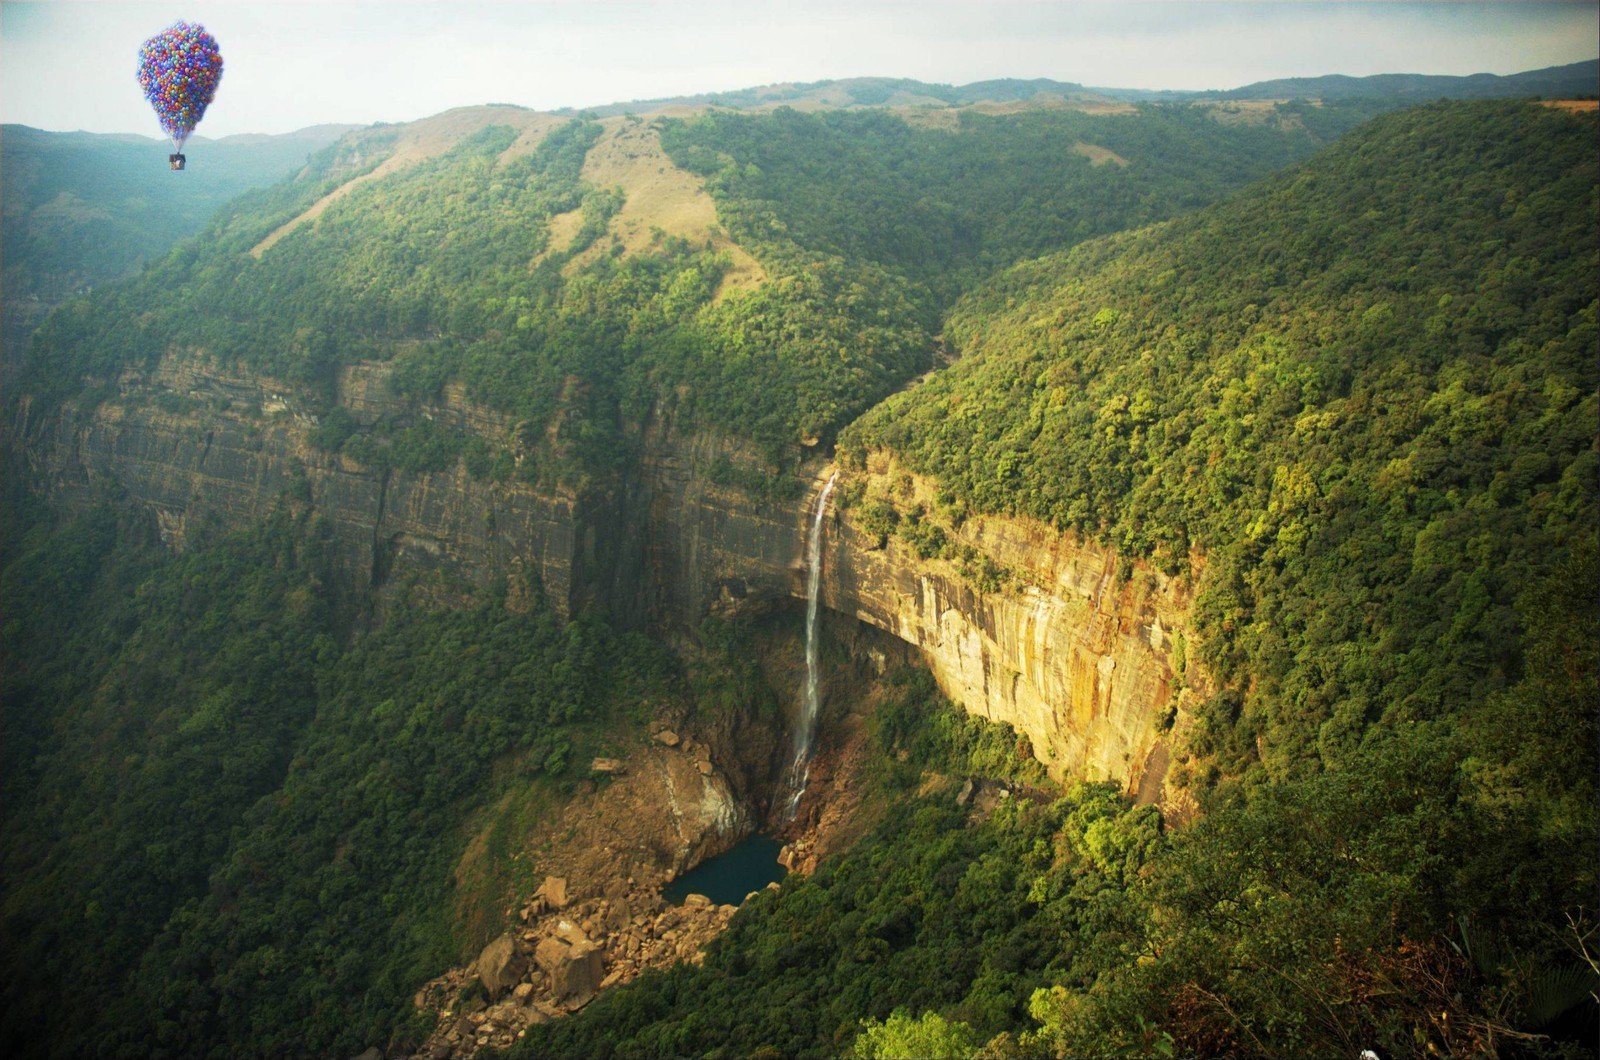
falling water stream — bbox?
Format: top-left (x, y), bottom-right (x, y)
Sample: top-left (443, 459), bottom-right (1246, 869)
top-left (780, 471), bottom-right (837, 821)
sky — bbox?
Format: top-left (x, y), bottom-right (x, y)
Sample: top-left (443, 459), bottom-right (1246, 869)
top-left (3, 0), bottom-right (1597, 139)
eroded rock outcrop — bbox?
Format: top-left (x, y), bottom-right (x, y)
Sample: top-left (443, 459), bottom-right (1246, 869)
top-left (15, 354), bottom-right (1208, 801)
top-left (474, 934), bottom-right (525, 999)
top-left (826, 452), bottom-right (1212, 794)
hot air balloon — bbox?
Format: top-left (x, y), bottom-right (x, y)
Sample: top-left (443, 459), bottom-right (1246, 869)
top-left (136, 22), bottom-right (223, 170)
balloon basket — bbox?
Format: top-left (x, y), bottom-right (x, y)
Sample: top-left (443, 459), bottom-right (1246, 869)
top-left (169, 153), bottom-right (186, 171)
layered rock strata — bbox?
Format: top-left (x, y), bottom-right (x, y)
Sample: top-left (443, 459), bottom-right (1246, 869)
top-left (823, 452), bottom-right (1212, 793)
top-left (15, 357), bottom-right (1208, 796)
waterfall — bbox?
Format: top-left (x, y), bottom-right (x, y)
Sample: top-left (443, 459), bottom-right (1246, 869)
top-left (780, 471), bottom-right (837, 821)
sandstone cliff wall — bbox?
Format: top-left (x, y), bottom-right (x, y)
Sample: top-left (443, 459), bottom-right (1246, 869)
top-left (821, 453), bottom-right (1210, 795)
top-left (15, 358), bottom-right (1206, 796)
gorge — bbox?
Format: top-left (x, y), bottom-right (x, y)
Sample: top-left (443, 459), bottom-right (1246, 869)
top-left (13, 347), bottom-right (1197, 805)
top-left (3, 85), bottom-right (1595, 1060)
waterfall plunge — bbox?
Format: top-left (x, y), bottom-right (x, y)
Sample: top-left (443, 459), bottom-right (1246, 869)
top-left (780, 471), bottom-right (837, 821)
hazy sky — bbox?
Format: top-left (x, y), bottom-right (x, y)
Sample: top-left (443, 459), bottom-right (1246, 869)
top-left (3, 1), bottom-right (1597, 138)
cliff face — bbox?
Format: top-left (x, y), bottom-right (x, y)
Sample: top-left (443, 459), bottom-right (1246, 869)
top-left (824, 454), bottom-right (1209, 795)
top-left (16, 358), bottom-right (1203, 796)
top-left (18, 356), bottom-right (617, 616)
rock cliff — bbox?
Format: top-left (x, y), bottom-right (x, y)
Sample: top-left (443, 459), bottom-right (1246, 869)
top-left (13, 356), bottom-right (1206, 796)
top-left (824, 452), bottom-right (1211, 795)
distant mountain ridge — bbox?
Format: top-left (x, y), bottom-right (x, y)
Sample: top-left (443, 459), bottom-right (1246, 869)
top-left (556, 75), bottom-right (1116, 116)
top-left (1218, 58), bottom-right (1598, 101)
top-left (562, 60), bottom-right (1597, 116)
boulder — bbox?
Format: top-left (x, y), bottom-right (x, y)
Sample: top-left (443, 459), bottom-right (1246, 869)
top-left (683, 893), bottom-right (712, 909)
top-left (654, 729), bottom-right (680, 747)
top-left (487, 1001), bottom-right (522, 1024)
top-left (534, 876), bottom-right (569, 910)
top-left (590, 757), bottom-right (626, 775)
top-left (475, 934), bottom-right (526, 999)
top-left (558, 941), bottom-right (605, 1008)
top-left (535, 936), bottom-right (604, 1008)
top-left (553, 918), bottom-right (590, 946)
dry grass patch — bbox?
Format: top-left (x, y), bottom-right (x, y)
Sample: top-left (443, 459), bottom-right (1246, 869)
top-left (1073, 141), bottom-right (1129, 167)
top-left (1542, 99), bottom-right (1599, 113)
top-left (898, 108), bottom-right (962, 131)
top-left (902, 98), bottom-right (1139, 127)
top-left (250, 106), bottom-right (565, 259)
top-left (1197, 99), bottom-right (1296, 126)
top-left (554, 117), bottom-right (765, 299)
top-left (967, 96), bottom-right (1138, 117)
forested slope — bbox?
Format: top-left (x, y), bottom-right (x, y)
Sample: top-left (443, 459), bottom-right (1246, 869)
top-left (0, 488), bottom-right (682, 1056)
top-left (16, 101), bottom-right (1369, 465)
top-left (847, 100), bottom-right (1597, 778)
top-left (0, 123), bottom-right (351, 363)
top-left (3, 95), bottom-right (1595, 1060)
top-left (521, 99), bottom-right (1600, 1057)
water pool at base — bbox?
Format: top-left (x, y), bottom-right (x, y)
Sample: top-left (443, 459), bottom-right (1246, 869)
top-left (663, 835), bottom-right (787, 906)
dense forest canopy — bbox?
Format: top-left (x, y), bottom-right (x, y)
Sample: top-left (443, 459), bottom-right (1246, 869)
top-left (16, 100), bottom-right (1373, 464)
top-left (524, 97), bottom-right (1599, 1059)
top-left (2, 92), bottom-right (1596, 1059)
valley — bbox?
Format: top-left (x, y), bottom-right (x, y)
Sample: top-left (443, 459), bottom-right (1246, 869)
top-left (2, 76), bottom-right (1595, 1059)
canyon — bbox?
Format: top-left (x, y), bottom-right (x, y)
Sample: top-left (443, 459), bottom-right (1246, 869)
top-left (16, 351), bottom-right (1203, 807)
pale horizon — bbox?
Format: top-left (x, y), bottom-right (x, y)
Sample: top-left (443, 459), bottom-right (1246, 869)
top-left (3, 1), bottom-right (1597, 140)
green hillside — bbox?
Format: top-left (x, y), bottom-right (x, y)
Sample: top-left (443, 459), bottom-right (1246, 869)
top-left (0, 498), bottom-right (683, 1057)
top-left (0, 124), bottom-right (351, 362)
top-left (3, 95), bottom-right (1596, 1060)
top-left (16, 101), bottom-right (1368, 462)
top-left (1219, 59), bottom-right (1599, 102)
top-left (845, 100), bottom-right (1597, 776)
top-left (524, 99), bottom-right (1600, 1057)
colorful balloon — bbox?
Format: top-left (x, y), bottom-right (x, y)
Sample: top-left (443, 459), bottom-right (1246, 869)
top-left (136, 21), bottom-right (223, 154)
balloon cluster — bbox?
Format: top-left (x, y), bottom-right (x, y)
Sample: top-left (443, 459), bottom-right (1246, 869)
top-left (136, 21), bottom-right (223, 150)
